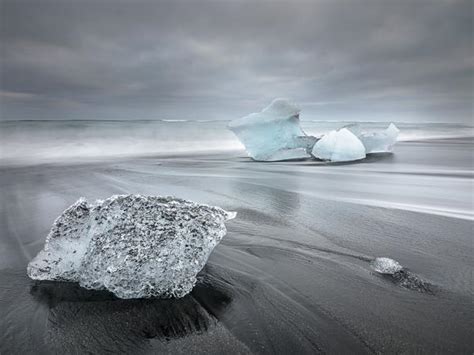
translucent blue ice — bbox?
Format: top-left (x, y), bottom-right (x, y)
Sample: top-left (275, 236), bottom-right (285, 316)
top-left (229, 99), bottom-right (399, 162)
top-left (346, 123), bottom-right (400, 153)
top-left (228, 98), bottom-right (317, 161)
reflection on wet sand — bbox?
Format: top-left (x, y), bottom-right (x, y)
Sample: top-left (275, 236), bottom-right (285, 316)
top-left (1, 267), bottom-right (240, 354)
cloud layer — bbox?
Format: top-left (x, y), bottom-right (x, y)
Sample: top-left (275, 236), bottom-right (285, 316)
top-left (1, 0), bottom-right (472, 121)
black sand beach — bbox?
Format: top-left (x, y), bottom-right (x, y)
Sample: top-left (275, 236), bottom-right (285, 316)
top-left (1, 138), bottom-right (473, 354)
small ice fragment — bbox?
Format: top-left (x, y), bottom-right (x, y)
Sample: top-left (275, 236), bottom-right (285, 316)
top-left (370, 257), bottom-right (403, 275)
top-left (27, 195), bottom-right (236, 299)
top-left (228, 98), bottom-right (317, 161)
top-left (226, 211), bottom-right (238, 220)
top-left (311, 128), bottom-right (366, 162)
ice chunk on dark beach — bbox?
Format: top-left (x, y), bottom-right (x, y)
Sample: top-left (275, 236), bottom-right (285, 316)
top-left (370, 257), bottom-right (403, 274)
top-left (228, 98), bottom-right (317, 161)
top-left (311, 128), bottom-right (366, 162)
top-left (370, 257), bottom-right (434, 294)
top-left (228, 98), bottom-right (399, 162)
top-left (27, 195), bottom-right (236, 299)
top-left (312, 123), bottom-right (399, 161)
top-left (346, 123), bottom-right (400, 153)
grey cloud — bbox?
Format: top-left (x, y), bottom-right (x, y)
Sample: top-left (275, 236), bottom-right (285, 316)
top-left (1, 0), bottom-right (472, 121)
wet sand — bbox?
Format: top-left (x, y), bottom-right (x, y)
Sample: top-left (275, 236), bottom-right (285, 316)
top-left (1, 139), bottom-right (473, 354)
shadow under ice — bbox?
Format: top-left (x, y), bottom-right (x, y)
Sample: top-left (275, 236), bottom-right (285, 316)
top-left (0, 267), bottom-right (234, 354)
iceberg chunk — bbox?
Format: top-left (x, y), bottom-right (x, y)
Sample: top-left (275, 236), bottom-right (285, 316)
top-left (27, 195), bottom-right (236, 299)
top-left (228, 98), bottom-right (399, 162)
top-left (228, 98), bottom-right (317, 161)
top-left (311, 128), bottom-right (366, 162)
top-left (370, 257), bottom-right (403, 275)
top-left (346, 123), bottom-right (400, 153)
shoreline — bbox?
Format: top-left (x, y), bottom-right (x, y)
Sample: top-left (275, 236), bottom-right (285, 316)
top-left (1, 137), bottom-right (473, 353)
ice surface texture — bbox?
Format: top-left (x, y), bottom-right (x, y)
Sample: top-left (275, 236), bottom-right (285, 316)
top-left (27, 195), bottom-right (236, 299)
top-left (346, 123), bottom-right (400, 153)
top-left (370, 257), bottom-right (403, 274)
top-left (229, 99), bottom-right (399, 162)
top-left (309, 123), bottom-right (399, 162)
top-left (228, 98), bottom-right (317, 161)
top-left (311, 128), bottom-right (366, 162)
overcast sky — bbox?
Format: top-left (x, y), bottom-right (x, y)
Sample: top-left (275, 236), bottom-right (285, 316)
top-left (1, 0), bottom-right (472, 122)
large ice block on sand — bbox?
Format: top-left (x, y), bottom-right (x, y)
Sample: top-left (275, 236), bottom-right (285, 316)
top-left (311, 128), bottom-right (366, 162)
top-left (346, 123), bottom-right (399, 153)
top-left (228, 98), bottom-right (317, 161)
top-left (27, 195), bottom-right (236, 299)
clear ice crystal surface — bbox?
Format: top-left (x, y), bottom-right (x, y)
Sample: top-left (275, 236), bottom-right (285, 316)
top-left (27, 195), bottom-right (236, 299)
top-left (228, 98), bottom-right (317, 161)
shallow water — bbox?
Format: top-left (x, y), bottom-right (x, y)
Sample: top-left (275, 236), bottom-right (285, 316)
top-left (0, 139), bottom-right (473, 353)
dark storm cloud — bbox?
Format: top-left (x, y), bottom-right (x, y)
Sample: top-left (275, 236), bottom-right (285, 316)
top-left (0, 0), bottom-right (472, 121)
